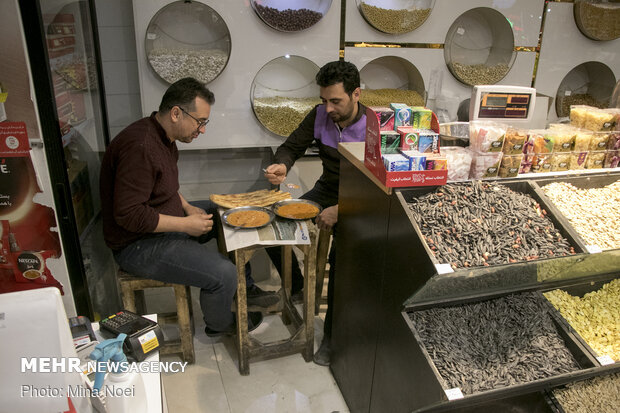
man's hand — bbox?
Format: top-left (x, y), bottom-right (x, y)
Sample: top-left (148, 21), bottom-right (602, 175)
top-left (264, 163), bottom-right (287, 185)
top-left (316, 205), bottom-right (338, 230)
top-left (184, 204), bottom-right (206, 216)
top-left (183, 213), bottom-right (214, 236)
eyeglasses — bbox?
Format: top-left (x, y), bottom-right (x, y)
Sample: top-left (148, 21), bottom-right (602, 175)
top-left (178, 106), bottom-right (209, 129)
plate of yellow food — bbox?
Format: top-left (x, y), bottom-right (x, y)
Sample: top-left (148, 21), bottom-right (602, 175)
top-left (272, 199), bottom-right (322, 220)
top-left (222, 206), bottom-right (275, 229)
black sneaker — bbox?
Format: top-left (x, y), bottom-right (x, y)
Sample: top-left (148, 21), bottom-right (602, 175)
top-left (246, 284), bottom-right (280, 307)
top-left (313, 337), bottom-right (331, 366)
top-left (204, 311), bottom-right (264, 337)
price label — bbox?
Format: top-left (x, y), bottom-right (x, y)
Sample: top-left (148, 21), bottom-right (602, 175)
top-left (435, 263), bottom-right (454, 274)
top-left (597, 355), bottom-right (615, 366)
top-left (146, 33), bottom-right (157, 40)
top-left (445, 387), bottom-right (464, 400)
top-left (586, 245), bottom-right (602, 254)
top-left (564, 90), bottom-right (572, 96)
top-left (456, 27), bottom-right (465, 35)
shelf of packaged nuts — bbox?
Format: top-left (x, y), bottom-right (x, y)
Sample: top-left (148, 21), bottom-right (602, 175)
top-left (444, 7), bottom-right (516, 86)
top-left (144, 1), bottom-right (231, 85)
top-left (554, 61), bottom-right (617, 118)
top-left (250, 55), bottom-right (321, 137)
top-left (356, 0), bottom-right (435, 34)
top-left (359, 56), bottom-right (426, 109)
top-left (573, 0), bottom-right (620, 41)
top-left (250, 0), bottom-right (332, 32)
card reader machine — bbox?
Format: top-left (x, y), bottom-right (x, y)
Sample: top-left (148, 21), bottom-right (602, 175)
top-left (99, 310), bottom-right (164, 362)
top-left (469, 85), bottom-right (536, 127)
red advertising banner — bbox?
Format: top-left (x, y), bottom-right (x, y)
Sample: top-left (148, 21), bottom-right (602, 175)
top-left (0, 122), bottom-right (63, 294)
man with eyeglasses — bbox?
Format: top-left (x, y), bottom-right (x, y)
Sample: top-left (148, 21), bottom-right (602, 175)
top-left (100, 77), bottom-right (277, 337)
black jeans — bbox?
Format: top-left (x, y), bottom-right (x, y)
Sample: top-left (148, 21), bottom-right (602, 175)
top-left (266, 183), bottom-right (337, 339)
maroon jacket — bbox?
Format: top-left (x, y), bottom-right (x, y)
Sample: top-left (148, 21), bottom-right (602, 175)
top-left (100, 113), bottom-right (183, 251)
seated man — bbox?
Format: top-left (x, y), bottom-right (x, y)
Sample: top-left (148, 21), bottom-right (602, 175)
top-left (100, 77), bottom-right (277, 337)
top-left (264, 61), bottom-right (367, 365)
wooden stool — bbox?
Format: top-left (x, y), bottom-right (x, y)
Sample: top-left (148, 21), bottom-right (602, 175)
top-left (117, 270), bottom-right (195, 364)
top-left (314, 229), bottom-right (332, 315)
top-left (228, 229), bottom-right (318, 375)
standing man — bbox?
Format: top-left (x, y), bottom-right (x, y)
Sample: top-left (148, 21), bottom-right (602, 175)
top-left (264, 61), bottom-right (367, 365)
top-left (100, 77), bottom-right (277, 337)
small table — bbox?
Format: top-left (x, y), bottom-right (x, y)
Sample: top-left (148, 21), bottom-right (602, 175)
top-left (219, 216), bottom-right (318, 375)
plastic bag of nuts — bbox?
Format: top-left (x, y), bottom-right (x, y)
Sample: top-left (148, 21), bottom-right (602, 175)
top-left (604, 150), bottom-right (619, 168)
top-left (498, 154), bottom-right (522, 177)
top-left (573, 130), bottom-right (593, 152)
top-left (469, 120), bottom-right (506, 152)
top-left (441, 147), bottom-right (473, 181)
top-left (530, 130), bottom-right (554, 154)
top-left (502, 127), bottom-right (527, 155)
top-left (549, 128), bottom-right (575, 152)
top-left (585, 150), bottom-right (606, 169)
top-left (569, 151), bottom-right (588, 170)
top-left (531, 153), bottom-right (552, 173)
top-left (519, 153), bottom-right (534, 174)
top-left (550, 152), bottom-right (571, 172)
top-left (469, 150), bottom-right (502, 178)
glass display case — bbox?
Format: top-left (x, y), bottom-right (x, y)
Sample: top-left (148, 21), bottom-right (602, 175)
top-left (250, 0), bottom-right (332, 32)
top-left (573, 0), bottom-right (620, 41)
top-left (356, 0), bottom-right (435, 34)
top-left (554, 61), bottom-right (616, 118)
top-left (145, 1), bottom-right (231, 84)
top-left (444, 7), bottom-right (516, 86)
top-left (359, 56), bottom-right (426, 108)
top-left (250, 55), bottom-right (321, 137)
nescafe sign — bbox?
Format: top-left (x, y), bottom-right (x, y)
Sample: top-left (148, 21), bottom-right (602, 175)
top-left (17, 252), bottom-right (41, 272)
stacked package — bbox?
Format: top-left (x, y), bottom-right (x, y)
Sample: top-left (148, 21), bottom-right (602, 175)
top-left (376, 105), bottom-right (447, 172)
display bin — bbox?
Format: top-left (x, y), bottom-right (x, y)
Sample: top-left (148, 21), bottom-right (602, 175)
top-left (541, 274), bottom-right (619, 365)
top-left (398, 180), bottom-right (601, 304)
top-left (400, 290), bottom-right (606, 413)
top-left (530, 173), bottom-right (620, 254)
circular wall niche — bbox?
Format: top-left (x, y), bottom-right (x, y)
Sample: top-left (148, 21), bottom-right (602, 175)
top-left (359, 56), bottom-right (426, 107)
top-left (251, 56), bottom-right (321, 137)
top-left (555, 61), bottom-right (616, 118)
top-left (574, 0), bottom-right (620, 41)
top-left (251, 0), bottom-right (332, 32)
top-left (444, 7), bottom-right (516, 86)
top-left (145, 1), bottom-right (231, 84)
top-left (356, 0), bottom-right (435, 34)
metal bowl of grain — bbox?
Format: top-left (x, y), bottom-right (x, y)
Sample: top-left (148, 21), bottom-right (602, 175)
top-left (222, 206), bottom-right (275, 229)
top-left (272, 199), bottom-right (322, 220)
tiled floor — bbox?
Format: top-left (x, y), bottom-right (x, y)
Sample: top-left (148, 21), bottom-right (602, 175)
top-left (154, 271), bottom-right (349, 413)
